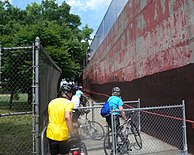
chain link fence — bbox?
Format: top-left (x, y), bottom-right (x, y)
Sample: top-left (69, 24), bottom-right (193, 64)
top-left (41, 99), bottom-right (188, 155)
top-left (0, 37), bottom-right (62, 155)
top-left (87, 0), bottom-right (128, 61)
top-left (0, 44), bottom-right (34, 155)
top-left (38, 43), bottom-right (62, 154)
top-left (109, 101), bottom-right (188, 155)
top-left (84, 99), bottom-right (141, 151)
top-left (40, 99), bottom-right (141, 154)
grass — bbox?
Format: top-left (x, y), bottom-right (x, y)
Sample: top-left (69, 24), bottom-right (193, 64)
top-left (0, 93), bottom-right (31, 112)
top-left (0, 93), bottom-right (33, 155)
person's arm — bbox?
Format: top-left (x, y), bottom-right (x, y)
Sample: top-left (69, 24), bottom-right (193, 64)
top-left (65, 110), bottom-right (75, 136)
top-left (119, 105), bottom-right (127, 121)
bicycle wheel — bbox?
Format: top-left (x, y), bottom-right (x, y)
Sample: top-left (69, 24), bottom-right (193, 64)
top-left (87, 121), bottom-right (105, 140)
top-left (103, 130), bottom-right (112, 155)
top-left (80, 142), bottom-right (88, 155)
top-left (104, 130), bottom-right (131, 155)
top-left (130, 122), bottom-right (142, 150)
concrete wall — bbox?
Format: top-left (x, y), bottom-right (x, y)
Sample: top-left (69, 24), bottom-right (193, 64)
top-left (83, 0), bottom-right (194, 85)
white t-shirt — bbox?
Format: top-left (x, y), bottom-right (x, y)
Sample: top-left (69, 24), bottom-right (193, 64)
top-left (71, 90), bottom-right (83, 108)
top-left (75, 90), bottom-right (83, 97)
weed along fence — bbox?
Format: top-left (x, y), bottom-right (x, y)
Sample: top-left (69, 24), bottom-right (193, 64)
top-left (0, 37), bottom-right (61, 155)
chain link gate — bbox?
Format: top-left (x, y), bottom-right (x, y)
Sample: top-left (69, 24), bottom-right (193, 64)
top-left (0, 42), bottom-right (35, 154)
top-left (109, 102), bottom-right (188, 155)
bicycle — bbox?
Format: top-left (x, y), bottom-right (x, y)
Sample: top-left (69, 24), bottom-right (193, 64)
top-left (69, 135), bottom-right (88, 155)
top-left (79, 96), bottom-right (91, 115)
top-left (103, 111), bottom-right (142, 155)
top-left (77, 109), bottom-right (105, 140)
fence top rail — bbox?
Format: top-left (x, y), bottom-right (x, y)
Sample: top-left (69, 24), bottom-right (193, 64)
top-left (75, 104), bottom-right (183, 111)
top-left (0, 111), bottom-right (33, 117)
top-left (74, 106), bottom-right (102, 109)
top-left (113, 104), bottom-right (184, 112)
top-left (1, 46), bottom-right (33, 50)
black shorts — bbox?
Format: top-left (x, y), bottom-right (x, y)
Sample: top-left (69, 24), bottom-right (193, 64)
top-left (105, 115), bottom-right (120, 129)
top-left (48, 138), bottom-right (70, 155)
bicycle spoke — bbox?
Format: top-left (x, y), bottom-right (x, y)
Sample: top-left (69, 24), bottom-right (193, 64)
top-left (104, 131), bottom-right (113, 155)
top-left (104, 130), bottom-right (132, 155)
top-left (131, 123), bottom-right (142, 150)
top-left (88, 121), bottom-right (105, 140)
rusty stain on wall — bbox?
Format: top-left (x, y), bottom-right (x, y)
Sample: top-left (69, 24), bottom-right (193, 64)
top-left (83, 0), bottom-right (193, 85)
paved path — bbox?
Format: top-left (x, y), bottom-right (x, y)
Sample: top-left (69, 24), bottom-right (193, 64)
top-left (85, 132), bottom-right (186, 155)
top-left (88, 149), bottom-right (104, 155)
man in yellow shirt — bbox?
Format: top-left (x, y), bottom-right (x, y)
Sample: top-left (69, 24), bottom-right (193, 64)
top-left (46, 84), bottom-right (76, 155)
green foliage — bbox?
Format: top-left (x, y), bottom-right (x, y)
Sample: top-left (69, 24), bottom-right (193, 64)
top-left (0, 0), bottom-right (93, 79)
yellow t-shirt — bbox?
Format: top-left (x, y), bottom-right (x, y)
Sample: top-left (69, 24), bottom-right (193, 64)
top-left (46, 98), bottom-right (74, 141)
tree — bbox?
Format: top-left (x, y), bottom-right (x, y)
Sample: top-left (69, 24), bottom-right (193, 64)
top-left (0, 0), bottom-right (93, 108)
top-left (0, 0), bottom-right (93, 79)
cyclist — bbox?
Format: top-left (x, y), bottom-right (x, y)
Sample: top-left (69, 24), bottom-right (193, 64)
top-left (46, 84), bottom-right (76, 155)
top-left (71, 85), bottom-right (85, 123)
top-left (105, 86), bottom-right (127, 130)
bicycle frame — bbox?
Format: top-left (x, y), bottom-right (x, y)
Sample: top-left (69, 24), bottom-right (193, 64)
top-left (78, 112), bottom-right (105, 140)
top-left (104, 112), bottom-right (142, 155)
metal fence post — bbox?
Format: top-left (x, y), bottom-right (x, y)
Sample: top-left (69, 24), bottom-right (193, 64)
top-left (91, 101), bottom-right (94, 122)
top-left (32, 43), bottom-right (36, 154)
top-left (182, 100), bottom-right (188, 155)
top-left (0, 42), bottom-right (2, 89)
top-left (35, 37), bottom-right (40, 155)
top-left (111, 106), bottom-right (116, 155)
top-left (137, 98), bottom-right (141, 131)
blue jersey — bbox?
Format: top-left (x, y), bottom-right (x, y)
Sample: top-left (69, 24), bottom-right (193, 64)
top-left (107, 96), bottom-right (123, 115)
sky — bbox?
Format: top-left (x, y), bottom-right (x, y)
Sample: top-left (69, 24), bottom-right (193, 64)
top-left (1, 0), bottom-right (112, 37)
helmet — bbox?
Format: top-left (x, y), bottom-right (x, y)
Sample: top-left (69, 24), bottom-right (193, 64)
top-left (78, 86), bottom-right (83, 89)
top-left (112, 87), bottom-right (121, 94)
top-left (73, 85), bottom-right (79, 90)
top-left (60, 84), bottom-right (72, 94)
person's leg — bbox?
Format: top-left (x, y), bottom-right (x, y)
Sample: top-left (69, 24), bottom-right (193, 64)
top-left (105, 115), bottom-right (112, 129)
top-left (48, 139), bottom-right (58, 155)
top-left (58, 140), bottom-right (70, 155)
top-left (106, 115), bottom-right (120, 130)
top-left (115, 116), bottom-right (120, 129)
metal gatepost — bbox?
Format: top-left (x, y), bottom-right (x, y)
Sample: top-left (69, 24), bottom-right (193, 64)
top-left (182, 100), bottom-right (188, 155)
top-left (34, 37), bottom-right (40, 155)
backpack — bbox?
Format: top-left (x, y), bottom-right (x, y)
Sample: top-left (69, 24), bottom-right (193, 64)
top-left (100, 101), bottom-right (110, 117)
